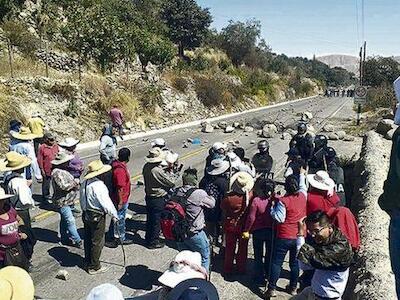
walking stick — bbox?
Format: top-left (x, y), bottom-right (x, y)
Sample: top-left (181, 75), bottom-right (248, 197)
top-left (116, 220), bottom-right (127, 270)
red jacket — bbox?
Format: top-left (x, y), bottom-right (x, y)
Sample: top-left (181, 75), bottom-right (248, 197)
top-left (276, 193), bottom-right (307, 239)
top-left (111, 160), bottom-right (131, 205)
top-left (327, 207), bottom-right (360, 251)
top-left (37, 144), bottom-right (59, 176)
top-left (221, 191), bottom-right (253, 233)
top-left (307, 190), bottom-right (340, 216)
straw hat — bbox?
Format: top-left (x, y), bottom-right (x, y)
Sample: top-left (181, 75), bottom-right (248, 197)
top-left (0, 152), bottom-right (32, 172)
top-left (51, 152), bottom-right (74, 166)
top-left (59, 137), bottom-right (80, 148)
top-left (212, 142), bottom-right (227, 152)
top-left (161, 151), bottom-right (179, 166)
top-left (84, 160), bottom-right (112, 180)
top-left (307, 171), bottom-right (335, 192)
top-left (0, 187), bottom-right (13, 201)
top-left (145, 147), bottom-right (166, 163)
top-left (10, 127), bottom-right (38, 141)
top-left (158, 251), bottom-right (207, 289)
top-left (230, 171), bottom-right (254, 194)
top-left (0, 266), bottom-right (35, 300)
top-left (206, 159), bottom-right (230, 176)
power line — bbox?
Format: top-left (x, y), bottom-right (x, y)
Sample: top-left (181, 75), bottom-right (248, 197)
top-left (355, 0), bottom-right (360, 49)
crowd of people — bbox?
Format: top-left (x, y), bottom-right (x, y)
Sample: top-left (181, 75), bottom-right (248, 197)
top-left (0, 107), bottom-right (363, 300)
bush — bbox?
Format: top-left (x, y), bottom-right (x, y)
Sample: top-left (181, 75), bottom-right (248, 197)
top-left (49, 82), bottom-right (76, 98)
top-left (138, 84), bottom-right (162, 112)
top-left (297, 81), bottom-right (314, 96)
top-left (218, 58), bottom-right (231, 71)
top-left (97, 90), bottom-right (139, 121)
top-left (83, 75), bottom-right (112, 97)
top-left (64, 98), bottom-right (79, 117)
top-left (191, 55), bottom-right (211, 71)
top-left (194, 76), bottom-right (224, 107)
top-left (172, 76), bottom-right (189, 92)
top-left (364, 84), bottom-right (396, 112)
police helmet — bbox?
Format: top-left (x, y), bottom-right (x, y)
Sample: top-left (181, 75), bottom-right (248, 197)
top-left (257, 140), bottom-right (270, 151)
top-left (297, 122), bottom-right (307, 134)
top-left (325, 147), bottom-right (337, 160)
top-left (314, 134), bottom-right (328, 149)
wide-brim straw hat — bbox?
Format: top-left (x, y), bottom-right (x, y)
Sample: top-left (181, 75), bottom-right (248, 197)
top-left (145, 147), bottom-right (166, 163)
top-left (230, 171), bottom-right (255, 194)
top-left (307, 171), bottom-right (335, 191)
top-left (0, 266), bottom-right (35, 300)
top-left (51, 152), bottom-right (75, 166)
top-left (0, 187), bottom-right (14, 201)
top-left (206, 159), bottom-right (230, 176)
top-left (0, 151), bottom-right (32, 172)
top-left (10, 126), bottom-right (39, 141)
top-left (158, 251), bottom-right (207, 289)
top-left (84, 160), bottom-right (112, 180)
top-left (58, 137), bottom-right (80, 148)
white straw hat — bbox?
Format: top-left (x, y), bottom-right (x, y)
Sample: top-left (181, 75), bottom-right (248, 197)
top-left (307, 171), bottom-right (335, 192)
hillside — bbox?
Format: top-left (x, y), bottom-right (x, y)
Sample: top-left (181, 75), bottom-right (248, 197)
top-left (0, 0), bottom-right (354, 152)
top-left (317, 55), bottom-right (359, 75)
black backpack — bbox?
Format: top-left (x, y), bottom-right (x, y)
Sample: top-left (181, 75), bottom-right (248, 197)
top-left (160, 187), bottom-right (196, 242)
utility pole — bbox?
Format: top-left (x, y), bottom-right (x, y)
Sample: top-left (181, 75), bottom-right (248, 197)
top-left (356, 41), bottom-right (367, 125)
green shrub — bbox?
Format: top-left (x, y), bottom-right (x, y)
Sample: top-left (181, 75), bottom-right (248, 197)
top-left (297, 81), bottom-right (314, 96)
top-left (194, 76), bottom-right (224, 107)
top-left (191, 55), bottom-right (211, 71)
top-left (138, 84), bottom-right (162, 112)
top-left (64, 98), bottom-right (79, 117)
top-left (218, 58), bottom-right (231, 71)
top-left (364, 84), bottom-right (395, 112)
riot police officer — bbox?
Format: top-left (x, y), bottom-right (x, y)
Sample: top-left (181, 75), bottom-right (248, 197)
top-left (309, 134), bottom-right (329, 172)
top-left (252, 140), bottom-right (273, 177)
top-left (289, 122), bottom-right (314, 163)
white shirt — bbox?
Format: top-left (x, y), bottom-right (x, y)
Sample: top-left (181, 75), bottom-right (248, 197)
top-left (297, 236), bottom-right (349, 299)
top-left (80, 178), bottom-right (118, 219)
top-left (8, 176), bottom-right (35, 210)
top-left (9, 141), bottom-right (43, 181)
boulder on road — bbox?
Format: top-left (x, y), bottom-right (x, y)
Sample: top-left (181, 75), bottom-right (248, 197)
top-left (257, 129), bottom-right (263, 136)
top-left (302, 111), bottom-right (313, 121)
top-left (202, 124), bottom-right (214, 133)
top-left (244, 126), bottom-right (254, 132)
top-left (233, 122), bottom-right (240, 128)
top-left (262, 124), bottom-right (278, 138)
top-left (376, 119), bottom-right (395, 135)
top-left (327, 133), bottom-right (339, 140)
top-left (337, 130), bottom-right (346, 140)
top-left (385, 128), bottom-right (396, 140)
top-left (343, 135), bottom-right (355, 142)
top-left (323, 124), bottom-right (335, 132)
top-left (225, 126), bottom-right (234, 133)
top-left (307, 124), bottom-right (316, 134)
top-left (56, 270), bottom-right (69, 281)
top-left (218, 121), bottom-right (228, 130)
top-left (250, 140), bottom-right (256, 144)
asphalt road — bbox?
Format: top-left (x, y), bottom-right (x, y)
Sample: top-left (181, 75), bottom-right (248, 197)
top-left (29, 96), bottom-right (353, 300)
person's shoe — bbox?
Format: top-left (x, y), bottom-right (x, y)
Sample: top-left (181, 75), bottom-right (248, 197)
top-left (285, 285), bottom-right (297, 295)
top-left (105, 239), bottom-right (119, 248)
top-left (71, 240), bottom-right (83, 249)
top-left (265, 288), bottom-right (277, 298)
top-left (122, 238), bottom-right (135, 245)
top-left (87, 265), bottom-right (109, 275)
top-left (147, 240), bottom-right (165, 249)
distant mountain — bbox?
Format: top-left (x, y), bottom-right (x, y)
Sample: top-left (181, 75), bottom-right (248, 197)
top-left (317, 55), bottom-right (359, 74)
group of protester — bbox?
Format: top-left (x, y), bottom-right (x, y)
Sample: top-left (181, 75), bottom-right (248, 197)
top-left (0, 107), bottom-right (361, 300)
top-left (324, 89), bottom-right (354, 98)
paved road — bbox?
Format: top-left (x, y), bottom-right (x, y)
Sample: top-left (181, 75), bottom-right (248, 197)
top-left (29, 96), bottom-right (353, 299)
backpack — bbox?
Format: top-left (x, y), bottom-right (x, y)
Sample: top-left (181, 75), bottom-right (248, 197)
top-left (160, 187), bottom-right (196, 242)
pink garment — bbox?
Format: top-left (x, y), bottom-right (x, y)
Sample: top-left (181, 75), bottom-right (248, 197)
top-left (109, 107), bottom-right (123, 126)
top-left (0, 207), bottom-right (20, 261)
top-left (244, 196), bottom-right (273, 232)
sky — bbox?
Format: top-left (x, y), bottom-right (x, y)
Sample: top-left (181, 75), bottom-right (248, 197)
top-left (196, 0), bottom-right (400, 58)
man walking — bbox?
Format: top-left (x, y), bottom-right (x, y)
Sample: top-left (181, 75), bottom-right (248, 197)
top-left (109, 105), bottom-right (124, 139)
top-left (176, 168), bottom-right (215, 272)
top-left (106, 148), bottom-right (135, 248)
top-left (143, 148), bottom-right (178, 249)
top-left (51, 153), bottom-right (81, 247)
top-left (293, 211), bottom-right (354, 300)
top-left (38, 132), bottom-right (59, 203)
top-left (80, 160), bottom-right (118, 275)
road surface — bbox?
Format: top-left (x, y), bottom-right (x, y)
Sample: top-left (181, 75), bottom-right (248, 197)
top-left (29, 96), bottom-right (353, 300)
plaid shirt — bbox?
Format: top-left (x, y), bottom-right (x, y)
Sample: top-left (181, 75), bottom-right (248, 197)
top-left (51, 168), bottom-right (78, 208)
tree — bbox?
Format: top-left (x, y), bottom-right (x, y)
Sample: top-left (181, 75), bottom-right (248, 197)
top-left (220, 20), bottom-right (261, 66)
top-left (1, 19), bottom-right (39, 77)
top-left (364, 56), bottom-right (400, 87)
top-left (161, 0), bottom-right (212, 57)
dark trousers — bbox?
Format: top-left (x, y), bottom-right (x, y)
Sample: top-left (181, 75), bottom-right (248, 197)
top-left (253, 228), bottom-right (274, 282)
top-left (268, 238), bottom-right (299, 290)
top-left (42, 176), bottom-right (52, 201)
top-left (83, 213), bottom-right (105, 271)
top-left (145, 196), bottom-right (165, 245)
top-left (33, 138), bottom-right (42, 155)
top-left (224, 230), bottom-right (249, 274)
top-left (17, 209), bottom-right (31, 229)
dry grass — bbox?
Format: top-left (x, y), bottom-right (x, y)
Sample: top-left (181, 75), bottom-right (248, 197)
top-left (97, 90), bottom-right (140, 122)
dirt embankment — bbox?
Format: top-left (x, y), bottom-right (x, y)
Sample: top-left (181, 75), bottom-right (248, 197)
top-left (347, 131), bottom-right (396, 300)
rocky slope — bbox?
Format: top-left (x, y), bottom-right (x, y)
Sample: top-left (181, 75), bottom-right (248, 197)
top-left (317, 55), bottom-right (359, 75)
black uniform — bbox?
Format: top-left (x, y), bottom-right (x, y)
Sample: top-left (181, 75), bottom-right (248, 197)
top-left (252, 152), bottom-right (273, 176)
top-left (290, 133), bottom-right (314, 162)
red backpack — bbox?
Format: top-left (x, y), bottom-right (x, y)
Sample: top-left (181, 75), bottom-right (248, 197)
top-left (160, 187), bottom-right (196, 242)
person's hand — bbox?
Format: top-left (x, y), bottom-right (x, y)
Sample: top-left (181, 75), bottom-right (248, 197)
top-left (297, 217), bottom-right (306, 236)
top-left (300, 166), bottom-right (308, 175)
top-left (19, 232), bottom-right (28, 240)
top-left (117, 203), bottom-right (123, 210)
top-left (112, 217), bottom-right (119, 223)
top-left (242, 232), bottom-right (250, 240)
